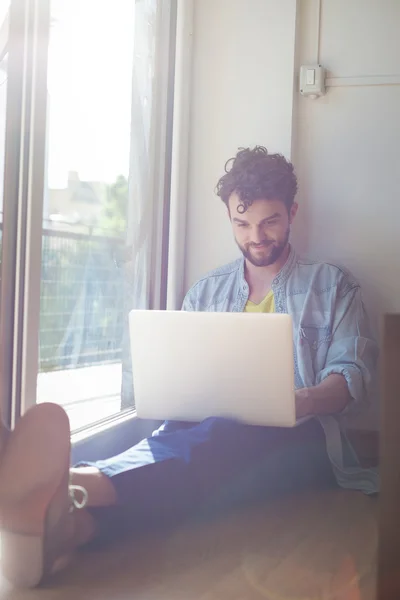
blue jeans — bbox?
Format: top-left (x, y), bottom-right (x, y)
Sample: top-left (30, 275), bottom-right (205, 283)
top-left (82, 417), bottom-right (335, 541)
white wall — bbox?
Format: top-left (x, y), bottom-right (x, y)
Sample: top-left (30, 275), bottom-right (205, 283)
top-left (293, 0), bottom-right (400, 324)
top-left (293, 0), bottom-right (400, 428)
top-left (184, 0), bottom-right (298, 289)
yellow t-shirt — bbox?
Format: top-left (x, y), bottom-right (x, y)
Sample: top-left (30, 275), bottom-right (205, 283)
top-left (244, 290), bottom-right (275, 313)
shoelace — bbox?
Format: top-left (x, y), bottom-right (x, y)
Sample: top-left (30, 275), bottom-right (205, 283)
top-left (69, 485), bottom-right (88, 511)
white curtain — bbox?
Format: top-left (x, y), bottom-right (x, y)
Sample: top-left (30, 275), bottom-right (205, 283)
top-left (121, 0), bottom-right (162, 409)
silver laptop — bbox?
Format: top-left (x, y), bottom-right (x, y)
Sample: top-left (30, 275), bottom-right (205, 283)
top-left (129, 310), bottom-right (296, 427)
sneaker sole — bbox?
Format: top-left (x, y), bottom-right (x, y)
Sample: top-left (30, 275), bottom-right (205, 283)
top-left (0, 403), bottom-right (70, 588)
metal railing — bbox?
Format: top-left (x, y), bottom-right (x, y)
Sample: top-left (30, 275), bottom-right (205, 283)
top-left (0, 221), bottom-right (125, 372)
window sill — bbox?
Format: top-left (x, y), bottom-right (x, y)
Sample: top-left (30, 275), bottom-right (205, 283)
top-left (71, 409), bottom-right (138, 445)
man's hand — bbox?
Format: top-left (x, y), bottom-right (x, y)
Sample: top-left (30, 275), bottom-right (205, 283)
top-left (295, 388), bottom-right (313, 419)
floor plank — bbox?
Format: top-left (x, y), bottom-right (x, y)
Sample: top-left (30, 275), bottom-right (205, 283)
top-left (0, 489), bottom-right (378, 600)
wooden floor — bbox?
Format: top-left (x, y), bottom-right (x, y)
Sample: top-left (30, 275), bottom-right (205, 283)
top-left (0, 489), bottom-right (378, 600)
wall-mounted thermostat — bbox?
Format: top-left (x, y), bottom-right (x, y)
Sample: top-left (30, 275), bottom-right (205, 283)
top-left (299, 65), bottom-right (325, 99)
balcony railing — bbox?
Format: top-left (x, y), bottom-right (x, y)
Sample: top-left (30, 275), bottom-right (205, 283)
top-left (0, 221), bottom-right (125, 372)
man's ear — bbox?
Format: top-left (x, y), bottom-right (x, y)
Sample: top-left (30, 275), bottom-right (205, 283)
top-left (289, 202), bottom-right (298, 224)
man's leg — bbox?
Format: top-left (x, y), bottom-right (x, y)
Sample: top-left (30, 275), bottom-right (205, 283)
top-left (69, 416), bottom-right (335, 543)
top-left (0, 404), bottom-right (72, 587)
top-left (66, 420), bottom-right (202, 546)
top-left (0, 405), bottom-right (335, 588)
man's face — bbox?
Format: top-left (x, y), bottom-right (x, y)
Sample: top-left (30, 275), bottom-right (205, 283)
top-left (228, 194), bottom-right (298, 267)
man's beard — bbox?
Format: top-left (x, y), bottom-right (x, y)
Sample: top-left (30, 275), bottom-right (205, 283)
top-left (237, 227), bottom-right (290, 267)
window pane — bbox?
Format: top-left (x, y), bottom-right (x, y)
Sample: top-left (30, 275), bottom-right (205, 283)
top-left (36, 0), bottom-right (156, 432)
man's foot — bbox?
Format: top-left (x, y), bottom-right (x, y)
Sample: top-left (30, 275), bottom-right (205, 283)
top-left (0, 403), bottom-right (87, 588)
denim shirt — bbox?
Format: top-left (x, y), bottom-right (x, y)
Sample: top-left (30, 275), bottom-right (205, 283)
top-left (182, 246), bottom-right (380, 494)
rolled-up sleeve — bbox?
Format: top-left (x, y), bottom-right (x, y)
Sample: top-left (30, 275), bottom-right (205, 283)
top-left (316, 283), bottom-right (378, 412)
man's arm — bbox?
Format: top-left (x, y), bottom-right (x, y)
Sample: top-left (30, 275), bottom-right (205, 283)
top-left (296, 374), bottom-right (352, 418)
top-left (296, 278), bottom-right (378, 418)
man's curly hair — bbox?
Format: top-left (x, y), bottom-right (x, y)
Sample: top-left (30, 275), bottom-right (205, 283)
top-left (215, 146), bottom-right (298, 214)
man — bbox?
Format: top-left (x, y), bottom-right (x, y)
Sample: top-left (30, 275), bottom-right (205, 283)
top-left (0, 146), bottom-right (379, 588)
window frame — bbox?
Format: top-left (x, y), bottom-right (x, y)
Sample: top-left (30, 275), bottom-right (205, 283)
top-left (0, 0), bottom-right (50, 428)
top-left (0, 0), bottom-right (179, 458)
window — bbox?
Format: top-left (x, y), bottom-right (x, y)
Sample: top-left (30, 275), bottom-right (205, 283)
top-left (36, 0), bottom-right (137, 432)
top-left (0, 0), bottom-right (176, 435)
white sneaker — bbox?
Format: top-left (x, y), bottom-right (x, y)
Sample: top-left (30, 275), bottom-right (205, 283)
top-left (0, 403), bottom-right (87, 588)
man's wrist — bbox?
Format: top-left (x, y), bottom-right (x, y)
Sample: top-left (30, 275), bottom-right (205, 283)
top-left (303, 387), bottom-right (315, 416)
top-left (305, 388), bottom-right (315, 415)
top-left (295, 387), bottom-right (315, 418)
